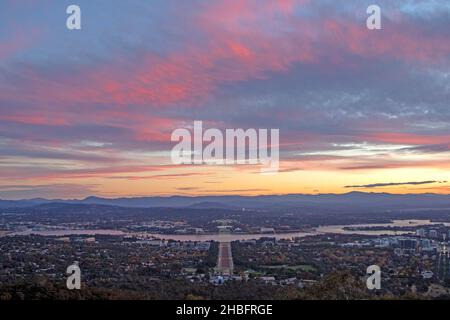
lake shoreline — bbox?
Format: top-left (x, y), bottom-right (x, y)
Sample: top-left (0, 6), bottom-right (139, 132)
top-left (3, 219), bottom-right (450, 241)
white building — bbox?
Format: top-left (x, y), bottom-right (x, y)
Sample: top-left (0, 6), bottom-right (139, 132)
top-left (416, 229), bottom-right (426, 237)
top-left (260, 227), bottom-right (275, 234)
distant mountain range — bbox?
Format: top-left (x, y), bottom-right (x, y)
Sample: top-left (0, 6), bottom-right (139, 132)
top-left (2, 192), bottom-right (450, 211)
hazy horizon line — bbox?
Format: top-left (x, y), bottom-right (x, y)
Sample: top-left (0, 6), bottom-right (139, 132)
top-left (3, 190), bottom-right (450, 202)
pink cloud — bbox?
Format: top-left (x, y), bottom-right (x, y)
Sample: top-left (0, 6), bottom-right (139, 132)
top-left (0, 29), bottom-right (39, 61)
top-left (3, 1), bottom-right (447, 115)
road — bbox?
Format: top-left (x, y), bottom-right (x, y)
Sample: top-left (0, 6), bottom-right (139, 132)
top-left (217, 242), bottom-right (234, 275)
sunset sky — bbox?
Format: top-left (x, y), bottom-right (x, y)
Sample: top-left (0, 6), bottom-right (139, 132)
top-left (0, 0), bottom-right (449, 199)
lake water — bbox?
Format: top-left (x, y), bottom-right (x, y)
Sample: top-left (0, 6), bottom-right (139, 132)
top-left (3, 219), bottom-right (450, 241)
top-left (316, 219), bottom-right (450, 236)
top-left (141, 231), bottom-right (318, 242)
top-left (7, 229), bottom-right (127, 237)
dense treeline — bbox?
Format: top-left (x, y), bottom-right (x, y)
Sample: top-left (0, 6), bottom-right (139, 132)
top-left (204, 241), bottom-right (219, 268)
top-left (0, 271), bottom-right (433, 300)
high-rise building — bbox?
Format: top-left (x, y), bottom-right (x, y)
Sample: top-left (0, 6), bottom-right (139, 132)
top-left (399, 238), bottom-right (417, 250)
top-left (429, 230), bottom-right (438, 238)
top-left (416, 229), bottom-right (426, 237)
top-left (436, 243), bottom-right (450, 281)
